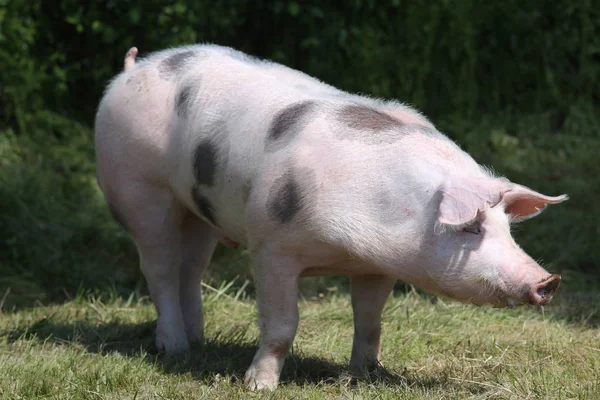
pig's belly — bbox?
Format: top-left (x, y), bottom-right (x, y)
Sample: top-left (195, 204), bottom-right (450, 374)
top-left (301, 263), bottom-right (389, 278)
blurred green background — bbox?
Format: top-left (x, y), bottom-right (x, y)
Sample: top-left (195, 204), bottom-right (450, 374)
top-left (1, 0), bottom-right (599, 309)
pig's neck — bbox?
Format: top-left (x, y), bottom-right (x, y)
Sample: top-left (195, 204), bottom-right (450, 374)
top-left (347, 133), bottom-right (490, 282)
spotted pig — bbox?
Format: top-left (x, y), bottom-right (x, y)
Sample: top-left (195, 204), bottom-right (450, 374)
top-left (94, 44), bottom-right (568, 390)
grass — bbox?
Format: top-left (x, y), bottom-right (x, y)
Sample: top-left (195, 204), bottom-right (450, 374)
top-left (1, 284), bottom-right (600, 399)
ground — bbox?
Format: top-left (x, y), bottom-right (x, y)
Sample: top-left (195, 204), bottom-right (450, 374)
top-left (1, 284), bottom-right (599, 399)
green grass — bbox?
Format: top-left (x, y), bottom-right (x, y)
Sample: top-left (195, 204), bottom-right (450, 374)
top-left (1, 286), bottom-right (599, 399)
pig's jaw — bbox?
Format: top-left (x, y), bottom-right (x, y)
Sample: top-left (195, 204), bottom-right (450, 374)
top-left (443, 287), bottom-right (525, 309)
top-left (493, 254), bottom-right (562, 307)
top-left (506, 297), bottom-right (521, 308)
top-left (461, 271), bottom-right (561, 308)
top-left (415, 259), bottom-right (560, 308)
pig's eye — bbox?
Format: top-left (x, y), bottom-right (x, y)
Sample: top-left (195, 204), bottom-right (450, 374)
top-left (462, 225), bottom-right (481, 235)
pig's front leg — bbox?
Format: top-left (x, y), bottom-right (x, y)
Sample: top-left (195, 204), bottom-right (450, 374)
top-left (244, 251), bottom-right (301, 391)
top-left (349, 275), bottom-right (396, 373)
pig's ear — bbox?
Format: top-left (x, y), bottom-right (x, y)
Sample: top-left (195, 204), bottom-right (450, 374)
top-left (502, 184), bottom-right (568, 222)
top-left (438, 178), bottom-right (508, 227)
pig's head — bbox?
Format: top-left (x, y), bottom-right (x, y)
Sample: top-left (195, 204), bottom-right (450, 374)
top-left (419, 176), bottom-right (567, 308)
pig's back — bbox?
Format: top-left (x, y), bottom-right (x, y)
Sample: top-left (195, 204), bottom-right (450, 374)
top-left (148, 46), bottom-right (356, 241)
top-left (97, 44), bottom-right (456, 248)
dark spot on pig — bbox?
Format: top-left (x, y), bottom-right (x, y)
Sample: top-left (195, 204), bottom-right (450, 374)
top-left (191, 187), bottom-right (217, 226)
top-left (107, 203), bottom-right (129, 232)
top-left (158, 51), bottom-right (196, 79)
top-left (192, 140), bottom-right (217, 186)
top-left (126, 76), bottom-right (134, 85)
top-left (265, 101), bottom-right (317, 152)
top-left (267, 170), bottom-right (303, 223)
top-left (338, 104), bottom-right (402, 131)
top-left (175, 80), bottom-right (200, 118)
top-left (335, 104), bottom-right (407, 145)
top-left (268, 341), bottom-right (291, 358)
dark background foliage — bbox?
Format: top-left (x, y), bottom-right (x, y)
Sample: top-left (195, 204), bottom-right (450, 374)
top-left (1, 0), bottom-right (599, 308)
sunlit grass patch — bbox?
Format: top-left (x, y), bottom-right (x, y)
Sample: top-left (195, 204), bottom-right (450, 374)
top-left (1, 285), bottom-right (599, 399)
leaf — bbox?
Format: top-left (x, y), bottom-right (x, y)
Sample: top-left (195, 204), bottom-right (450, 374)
top-left (287, 2), bottom-right (300, 17)
top-left (128, 8), bottom-right (140, 24)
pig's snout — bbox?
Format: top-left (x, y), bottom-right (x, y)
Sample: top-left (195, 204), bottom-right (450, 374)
top-left (529, 274), bottom-right (561, 305)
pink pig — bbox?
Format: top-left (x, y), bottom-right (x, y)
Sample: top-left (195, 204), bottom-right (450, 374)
top-left (94, 45), bottom-right (568, 390)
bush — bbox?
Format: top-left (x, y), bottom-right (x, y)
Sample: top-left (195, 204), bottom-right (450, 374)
top-left (2, 1), bottom-right (599, 128)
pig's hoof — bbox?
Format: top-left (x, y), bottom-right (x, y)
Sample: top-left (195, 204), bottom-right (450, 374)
top-left (184, 323), bottom-right (204, 344)
top-left (243, 367), bottom-right (278, 391)
top-left (186, 330), bottom-right (204, 345)
top-left (155, 332), bottom-right (190, 356)
top-left (349, 360), bottom-right (384, 376)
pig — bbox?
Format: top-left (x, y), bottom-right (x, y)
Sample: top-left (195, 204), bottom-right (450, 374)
top-left (94, 44), bottom-right (568, 390)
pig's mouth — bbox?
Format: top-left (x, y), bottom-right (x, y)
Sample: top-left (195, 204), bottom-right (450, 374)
top-left (435, 274), bottom-right (561, 308)
top-left (494, 297), bottom-right (523, 309)
top-left (490, 274), bottom-right (561, 308)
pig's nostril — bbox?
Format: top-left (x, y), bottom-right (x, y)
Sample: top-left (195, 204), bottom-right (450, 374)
top-left (531, 274), bottom-right (561, 305)
top-left (537, 287), bottom-right (548, 299)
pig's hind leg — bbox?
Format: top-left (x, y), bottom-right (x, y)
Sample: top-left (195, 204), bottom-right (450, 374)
top-left (178, 213), bottom-right (219, 344)
top-left (110, 184), bottom-right (192, 355)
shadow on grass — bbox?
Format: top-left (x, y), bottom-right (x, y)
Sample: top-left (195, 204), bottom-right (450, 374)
top-left (2, 317), bottom-right (480, 392)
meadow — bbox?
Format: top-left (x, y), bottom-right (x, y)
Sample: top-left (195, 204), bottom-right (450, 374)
top-left (2, 282), bottom-right (600, 399)
top-left (1, 1), bottom-right (599, 398)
